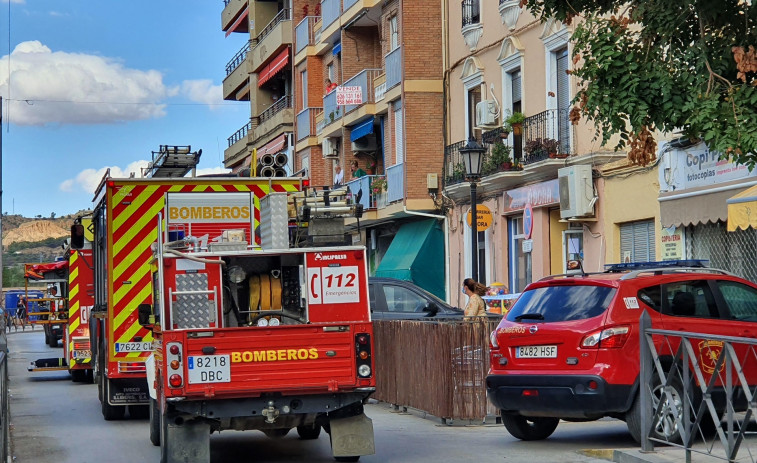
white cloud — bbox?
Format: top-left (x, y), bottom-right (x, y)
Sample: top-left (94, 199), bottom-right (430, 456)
top-left (0, 41), bottom-right (169, 125)
top-left (60, 162), bottom-right (233, 194)
top-left (180, 79), bottom-right (223, 107)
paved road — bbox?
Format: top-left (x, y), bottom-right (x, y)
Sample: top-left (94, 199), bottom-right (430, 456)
top-left (4, 328), bottom-right (703, 463)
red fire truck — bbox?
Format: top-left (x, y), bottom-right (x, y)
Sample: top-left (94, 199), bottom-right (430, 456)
top-left (81, 172), bottom-right (302, 421)
top-left (140, 190), bottom-right (375, 462)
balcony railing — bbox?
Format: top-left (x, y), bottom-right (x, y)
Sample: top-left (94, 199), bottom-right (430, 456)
top-left (322, 0), bottom-right (341, 29)
top-left (462, 0), bottom-right (481, 27)
top-left (443, 138), bottom-right (511, 187)
top-left (256, 94), bottom-right (293, 125)
top-left (228, 120), bottom-right (252, 148)
top-left (296, 107), bottom-right (322, 141)
top-left (295, 16), bottom-right (320, 54)
top-left (387, 163), bottom-right (404, 203)
top-left (345, 175), bottom-right (382, 210)
top-left (225, 40), bottom-right (251, 76)
top-left (323, 89), bottom-right (343, 125)
top-left (342, 69), bottom-right (382, 114)
top-left (522, 108), bottom-right (573, 162)
top-left (385, 47), bottom-right (402, 90)
top-left (253, 9), bottom-right (291, 48)
top-left (344, 0), bottom-right (360, 10)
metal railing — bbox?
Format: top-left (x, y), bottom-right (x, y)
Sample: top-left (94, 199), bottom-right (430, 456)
top-left (257, 95), bottom-right (293, 125)
top-left (295, 16), bottom-right (320, 54)
top-left (253, 8), bottom-right (291, 49)
top-left (639, 311), bottom-right (757, 462)
top-left (522, 108), bottom-right (573, 160)
top-left (374, 319), bottom-right (499, 422)
top-left (321, 0), bottom-right (341, 29)
top-left (227, 120), bottom-right (252, 148)
top-left (461, 0), bottom-right (481, 27)
top-left (323, 89), bottom-right (342, 125)
top-left (296, 107), bottom-right (322, 141)
top-left (225, 40), bottom-right (251, 76)
top-left (343, 0), bottom-right (359, 10)
top-left (444, 138), bottom-right (517, 187)
top-left (387, 163), bottom-right (404, 203)
top-left (345, 175), bottom-right (381, 210)
top-left (385, 47), bottom-right (402, 90)
top-left (343, 69), bottom-right (382, 114)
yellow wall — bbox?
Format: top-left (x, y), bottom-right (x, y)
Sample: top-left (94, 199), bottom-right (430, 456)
top-left (549, 209), bottom-right (568, 274)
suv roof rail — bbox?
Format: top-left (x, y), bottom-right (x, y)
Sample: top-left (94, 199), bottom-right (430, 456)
top-left (539, 271), bottom-right (608, 281)
top-left (604, 259), bottom-right (709, 272)
top-left (619, 266), bottom-right (735, 280)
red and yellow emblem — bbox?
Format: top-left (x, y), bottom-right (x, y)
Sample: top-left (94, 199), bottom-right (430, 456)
top-left (698, 339), bottom-right (725, 374)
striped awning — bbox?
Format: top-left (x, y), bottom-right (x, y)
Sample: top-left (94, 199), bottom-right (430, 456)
top-left (225, 7), bottom-right (249, 37)
top-left (257, 134), bottom-right (288, 158)
top-left (258, 49), bottom-right (289, 87)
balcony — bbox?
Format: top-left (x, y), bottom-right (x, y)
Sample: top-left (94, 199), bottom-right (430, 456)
top-left (225, 120), bottom-right (253, 167)
top-left (254, 95), bottom-right (294, 141)
top-left (374, 73), bottom-right (386, 103)
top-left (461, 0), bottom-right (483, 51)
top-left (522, 108), bottom-right (573, 162)
top-left (322, 89), bottom-right (343, 132)
top-left (222, 0), bottom-right (248, 33)
top-left (343, 0), bottom-right (360, 10)
top-left (345, 175), bottom-right (383, 210)
top-left (251, 9), bottom-right (292, 73)
top-left (321, 0), bottom-right (341, 30)
top-left (343, 69), bottom-right (382, 119)
top-left (386, 163), bottom-right (404, 203)
top-left (295, 16), bottom-right (320, 57)
top-left (223, 40), bottom-right (251, 101)
top-left (296, 107), bottom-right (323, 142)
top-left (385, 47), bottom-right (401, 91)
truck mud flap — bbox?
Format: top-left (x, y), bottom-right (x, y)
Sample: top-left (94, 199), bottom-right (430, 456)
top-left (164, 416), bottom-right (210, 463)
top-left (330, 413), bottom-right (375, 458)
top-left (107, 377), bottom-right (149, 405)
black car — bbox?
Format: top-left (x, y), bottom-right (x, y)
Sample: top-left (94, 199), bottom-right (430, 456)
top-left (368, 277), bottom-right (470, 320)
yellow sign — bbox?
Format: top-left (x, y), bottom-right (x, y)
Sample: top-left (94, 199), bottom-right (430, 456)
top-left (466, 205), bottom-right (493, 231)
top-left (231, 348), bottom-right (318, 363)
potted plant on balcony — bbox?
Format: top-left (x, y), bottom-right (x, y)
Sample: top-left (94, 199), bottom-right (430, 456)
top-left (525, 138), bottom-right (547, 160)
top-left (542, 138), bottom-right (560, 158)
top-left (371, 176), bottom-right (388, 209)
top-left (490, 141), bottom-right (512, 170)
top-left (505, 112), bottom-right (525, 135)
top-left (501, 123), bottom-right (512, 139)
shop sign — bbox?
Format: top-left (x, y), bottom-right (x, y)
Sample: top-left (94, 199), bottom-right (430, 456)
top-left (466, 205), bottom-right (493, 231)
top-left (502, 179), bottom-right (560, 213)
top-left (660, 225), bottom-right (684, 261)
top-left (661, 144), bottom-right (757, 192)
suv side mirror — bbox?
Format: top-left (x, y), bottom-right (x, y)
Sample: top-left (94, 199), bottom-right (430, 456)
top-left (137, 303), bottom-right (153, 327)
top-left (423, 302), bottom-right (439, 316)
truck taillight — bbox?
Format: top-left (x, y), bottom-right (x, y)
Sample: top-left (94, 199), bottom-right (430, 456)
top-left (581, 326), bottom-right (631, 349)
top-left (355, 333), bottom-right (372, 378)
top-left (166, 342), bottom-right (184, 388)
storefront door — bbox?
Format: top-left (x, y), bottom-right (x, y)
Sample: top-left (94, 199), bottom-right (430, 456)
top-left (508, 216), bottom-right (531, 292)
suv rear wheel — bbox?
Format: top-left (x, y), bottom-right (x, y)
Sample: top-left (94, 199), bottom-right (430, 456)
top-left (500, 413), bottom-right (559, 440)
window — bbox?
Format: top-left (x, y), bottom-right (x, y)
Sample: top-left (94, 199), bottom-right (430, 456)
top-left (326, 63), bottom-right (334, 82)
top-left (510, 69), bottom-right (522, 159)
top-left (555, 47), bottom-right (570, 153)
top-left (461, 0), bottom-right (480, 27)
top-left (620, 220), bottom-right (655, 263)
top-left (509, 216), bottom-right (531, 292)
top-left (467, 85), bottom-right (482, 142)
top-left (382, 285), bottom-right (426, 313)
top-left (389, 16), bottom-right (399, 51)
top-left (300, 70), bottom-right (308, 108)
top-left (393, 101), bottom-right (403, 165)
top-left (664, 281), bottom-right (719, 318)
top-left (718, 281), bottom-right (757, 321)
top-left (563, 229), bottom-right (583, 273)
top-left (507, 285), bottom-right (616, 322)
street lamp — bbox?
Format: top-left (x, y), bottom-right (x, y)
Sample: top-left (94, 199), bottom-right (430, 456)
top-left (460, 138), bottom-right (484, 282)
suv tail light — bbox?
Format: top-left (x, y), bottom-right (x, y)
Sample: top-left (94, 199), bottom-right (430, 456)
top-left (581, 326), bottom-right (630, 348)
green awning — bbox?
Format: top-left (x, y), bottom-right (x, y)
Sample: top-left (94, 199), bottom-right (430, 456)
top-left (375, 219), bottom-right (445, 299)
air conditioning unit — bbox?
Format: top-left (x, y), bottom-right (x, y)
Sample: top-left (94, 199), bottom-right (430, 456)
top-left (476, 100), bottom-right (498, 127)
top-left (322, 138), bottom-right (339, 158)
top-left (558, 165), bottom-right (595, 219)
top-left (351, 134), bottom-right (377, 153)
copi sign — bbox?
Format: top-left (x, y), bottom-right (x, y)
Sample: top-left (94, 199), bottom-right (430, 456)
top-left (466, 205), bottom-right (493, 231)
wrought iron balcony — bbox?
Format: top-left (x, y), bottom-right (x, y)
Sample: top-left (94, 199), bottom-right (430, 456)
top-left (256, 95), bottom-right (293, 125)
top-left (228, 120), bottom-right (252, 148)
top-left (225, 40), bottom-right (251, 76)
top-left (253, 9), bottom-right (291, 49)
top-left (521, 108), bottom-right (573, 164)
top-left (461, 0), bottom-right (481, 27)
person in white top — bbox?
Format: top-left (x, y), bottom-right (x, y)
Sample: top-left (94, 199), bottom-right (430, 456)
top-left (333, 165), bottom-right (344, 186)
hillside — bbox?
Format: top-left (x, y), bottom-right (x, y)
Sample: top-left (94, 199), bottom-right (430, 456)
top-left (2, 219), bottom-right (70, 248)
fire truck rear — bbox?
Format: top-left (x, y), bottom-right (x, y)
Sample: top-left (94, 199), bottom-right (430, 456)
top-left (142, 190), bottom-right (375, 462)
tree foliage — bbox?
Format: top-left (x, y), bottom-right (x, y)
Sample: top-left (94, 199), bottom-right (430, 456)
top-left (523, 0), bottom-right (757, 167)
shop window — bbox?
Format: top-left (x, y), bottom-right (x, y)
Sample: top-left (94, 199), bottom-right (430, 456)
top-left (508, 216), bottom-right (531, 292)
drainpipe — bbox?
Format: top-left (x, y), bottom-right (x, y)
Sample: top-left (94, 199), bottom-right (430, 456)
top-left (402, 206), bottom-right (451, 304)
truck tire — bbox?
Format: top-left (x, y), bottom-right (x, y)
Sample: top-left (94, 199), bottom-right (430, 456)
top-left (130, 405), bottom-right (149, 419)
top-left (500, 413), bottom-right (559, 441)
top-left (149, 399), bottom-right (160, 446)
top-left (71, 370), bottom-right (87, 383)
top-left (101, 380), bottom-right (125, 421)
top-left (263, 428), bottom-right (290, 438)
top-left (297, 424), bottom-right (321, 440)
top-left (48, 333), bottom-right (57, 348)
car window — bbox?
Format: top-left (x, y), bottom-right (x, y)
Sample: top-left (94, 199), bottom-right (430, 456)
top-left (382, 285), bottom-right (427, 313)
top-left (664, 280), bottom-right (718, 318)
top-left (717, 280), bottom-right (757, 321)
top-left (638, 285), bottom-right (662, 311)
top-left (506, 285), bottom-right (616, 322)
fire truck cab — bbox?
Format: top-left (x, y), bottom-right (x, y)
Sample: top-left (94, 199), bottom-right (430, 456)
top-left (142, 189), bottom-right (375, 462)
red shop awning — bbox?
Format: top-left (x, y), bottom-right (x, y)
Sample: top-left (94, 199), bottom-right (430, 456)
top-left (258, 48), bottom-right (290, 87)
top-left (225, 7), bottom-right (249, 37)
top-left (257, 134), bottom-right (288, 159)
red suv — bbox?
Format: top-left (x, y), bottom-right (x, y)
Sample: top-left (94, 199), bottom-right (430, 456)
top-left (486, 260), bottom-right (757, 443)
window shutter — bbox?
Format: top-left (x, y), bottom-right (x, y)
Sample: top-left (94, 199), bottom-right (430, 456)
top-left (620, 220), bottom-right (655, 263)
top-left (394, 103), bottom-right (404, 165)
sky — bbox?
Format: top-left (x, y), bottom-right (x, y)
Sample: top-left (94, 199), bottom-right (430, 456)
top-left (0, 0), bottom-right (250, 217)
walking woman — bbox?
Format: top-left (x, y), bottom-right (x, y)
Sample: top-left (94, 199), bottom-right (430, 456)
top-left (462, 278), bottom-right (487, 320)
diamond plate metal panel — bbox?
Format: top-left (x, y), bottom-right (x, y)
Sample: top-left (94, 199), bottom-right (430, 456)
top-left (260, 193), bottom-right (290, 249)
top-left (174, 273), bottom-right (215, 329)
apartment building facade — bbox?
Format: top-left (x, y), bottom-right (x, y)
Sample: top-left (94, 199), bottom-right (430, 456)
top-left (222, 0), bottom-right (448, 299)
